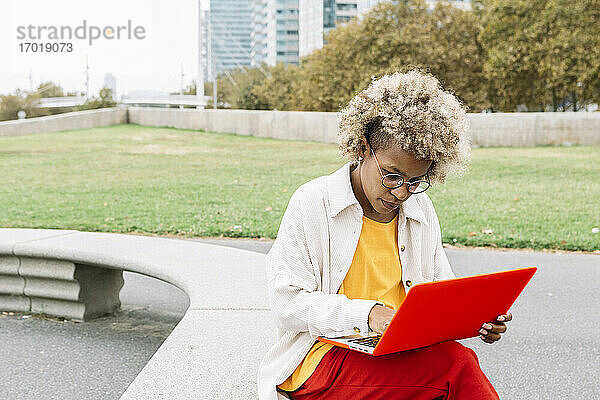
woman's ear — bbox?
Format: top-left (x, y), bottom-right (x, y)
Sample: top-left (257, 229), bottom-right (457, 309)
top-left (359, 138), bottom-right (368, 160)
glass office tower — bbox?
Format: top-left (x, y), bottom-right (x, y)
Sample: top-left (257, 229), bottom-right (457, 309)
top-left (209, 0), bottom-right (253, 75)
top-left (299, 0), bottom-right (358, 58)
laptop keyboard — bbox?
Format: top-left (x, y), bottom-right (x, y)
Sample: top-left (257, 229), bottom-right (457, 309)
top-left (348, 335), bottom-right (382, 348)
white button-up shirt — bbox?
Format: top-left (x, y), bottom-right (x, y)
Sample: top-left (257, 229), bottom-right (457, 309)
top-left (257, 162), bottom-right (456, 400)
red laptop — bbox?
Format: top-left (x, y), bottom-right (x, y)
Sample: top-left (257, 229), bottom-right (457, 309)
top-left (318, 266), bottom-right (537, 356)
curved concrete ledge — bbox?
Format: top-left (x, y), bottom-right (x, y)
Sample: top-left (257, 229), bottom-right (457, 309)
top-left (0, 228), bottom-right (277, 399)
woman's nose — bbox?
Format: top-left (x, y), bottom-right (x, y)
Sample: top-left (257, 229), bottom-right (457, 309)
top-left (390, 184), bottom-right (410, 201)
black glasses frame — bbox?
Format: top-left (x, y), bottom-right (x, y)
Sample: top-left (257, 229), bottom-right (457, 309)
top-left (365, 137), bottom-right (433, 194)
top-left (380, 172), bottom-right (431, 194)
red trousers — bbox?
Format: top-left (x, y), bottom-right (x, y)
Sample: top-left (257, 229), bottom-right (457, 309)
top-left (285, 341), bottom-right (500, 400)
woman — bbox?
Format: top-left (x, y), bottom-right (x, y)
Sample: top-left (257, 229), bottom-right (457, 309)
top-left (257, 70), bottom-right (511, 400)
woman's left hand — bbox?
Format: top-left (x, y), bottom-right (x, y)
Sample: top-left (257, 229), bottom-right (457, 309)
top-left (479, 313), bottom-right (512, 344)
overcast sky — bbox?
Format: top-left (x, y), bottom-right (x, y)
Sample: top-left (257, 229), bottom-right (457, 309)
top-left (0, 0), bottom-right (210, 98)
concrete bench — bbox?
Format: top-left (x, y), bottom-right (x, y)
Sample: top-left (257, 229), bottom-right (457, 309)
top-left (0, 228), bottom-right (279, 399)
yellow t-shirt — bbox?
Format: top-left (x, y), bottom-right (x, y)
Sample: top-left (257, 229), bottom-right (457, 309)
top-left (277, 213), bottom-right (407, 392)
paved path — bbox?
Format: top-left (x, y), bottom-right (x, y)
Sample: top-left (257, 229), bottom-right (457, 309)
top-left (1, 238), bottom-right (598, 399)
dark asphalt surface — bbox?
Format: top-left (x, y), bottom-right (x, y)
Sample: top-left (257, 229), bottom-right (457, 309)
top-left (1, 238), bottom-right (598, 399)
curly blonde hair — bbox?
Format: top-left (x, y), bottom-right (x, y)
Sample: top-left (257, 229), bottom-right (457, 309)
top-left (337, 69), bottom-right (471, 183)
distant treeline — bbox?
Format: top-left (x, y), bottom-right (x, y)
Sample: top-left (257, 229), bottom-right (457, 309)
top-left (201, 0), bottom-right (599, 113)
top-left (0, 83), bottom-right (116, 122)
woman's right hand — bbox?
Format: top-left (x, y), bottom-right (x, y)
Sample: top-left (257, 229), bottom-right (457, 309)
top-left (368, 304), bottom-right (395, 334)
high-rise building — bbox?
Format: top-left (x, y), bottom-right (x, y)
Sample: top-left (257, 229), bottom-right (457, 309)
top-left (209, 0), bottom-right (253, 76)
top-left (267, 0), bottom-right (299, 66)
top-left (252, 0), bottom-right (299, 67)
top-left (298, 1), bottom-right (358, 58)
top-left (251, 1), bottom-right (268, 67)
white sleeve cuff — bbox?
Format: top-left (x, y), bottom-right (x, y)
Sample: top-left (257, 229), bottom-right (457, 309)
top-left (350, 299), bottom-right (385, 335)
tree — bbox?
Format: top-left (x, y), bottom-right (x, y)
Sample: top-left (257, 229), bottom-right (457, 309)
top-left (292, 0), bottom-right (489, 111)
top-left (36, 81), bottom-right (64, 98)
top-left (543, 0), bottom-right (600, 110)
top-left (212, 65), bottom-right (271, 109)
top-left (252, 62), bottom-right (301, 110)
top-left (0, 89), bottom-right (49, 121)
top-left (195, 0), bottom-right (600, 112)
top-left (476, 0), bottom-right (600, 111)
top-left (78, 87), bottom-right (116, 110)
top-left (426, 1), bottom-right (490, 111)
top-left (292, 5), bottom-right (386, 111)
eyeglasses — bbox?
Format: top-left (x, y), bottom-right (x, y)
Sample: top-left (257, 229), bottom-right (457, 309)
top-left (370, 147), bottom-right (431, 194)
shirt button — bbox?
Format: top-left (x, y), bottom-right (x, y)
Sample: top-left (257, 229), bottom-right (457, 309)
top-left (406, 280), bottom-right (412, 287)
top-left (400, 245), bottom-right (405, 252)
top-left (354, 327), bottom-right (361, 334)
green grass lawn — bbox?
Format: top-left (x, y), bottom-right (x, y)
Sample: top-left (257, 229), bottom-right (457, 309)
top-left (0, 124), bottom-right (598, 252)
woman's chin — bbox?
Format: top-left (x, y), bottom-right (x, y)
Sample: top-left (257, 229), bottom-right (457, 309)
top-left (380, 198), bottom-right (401, 212)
